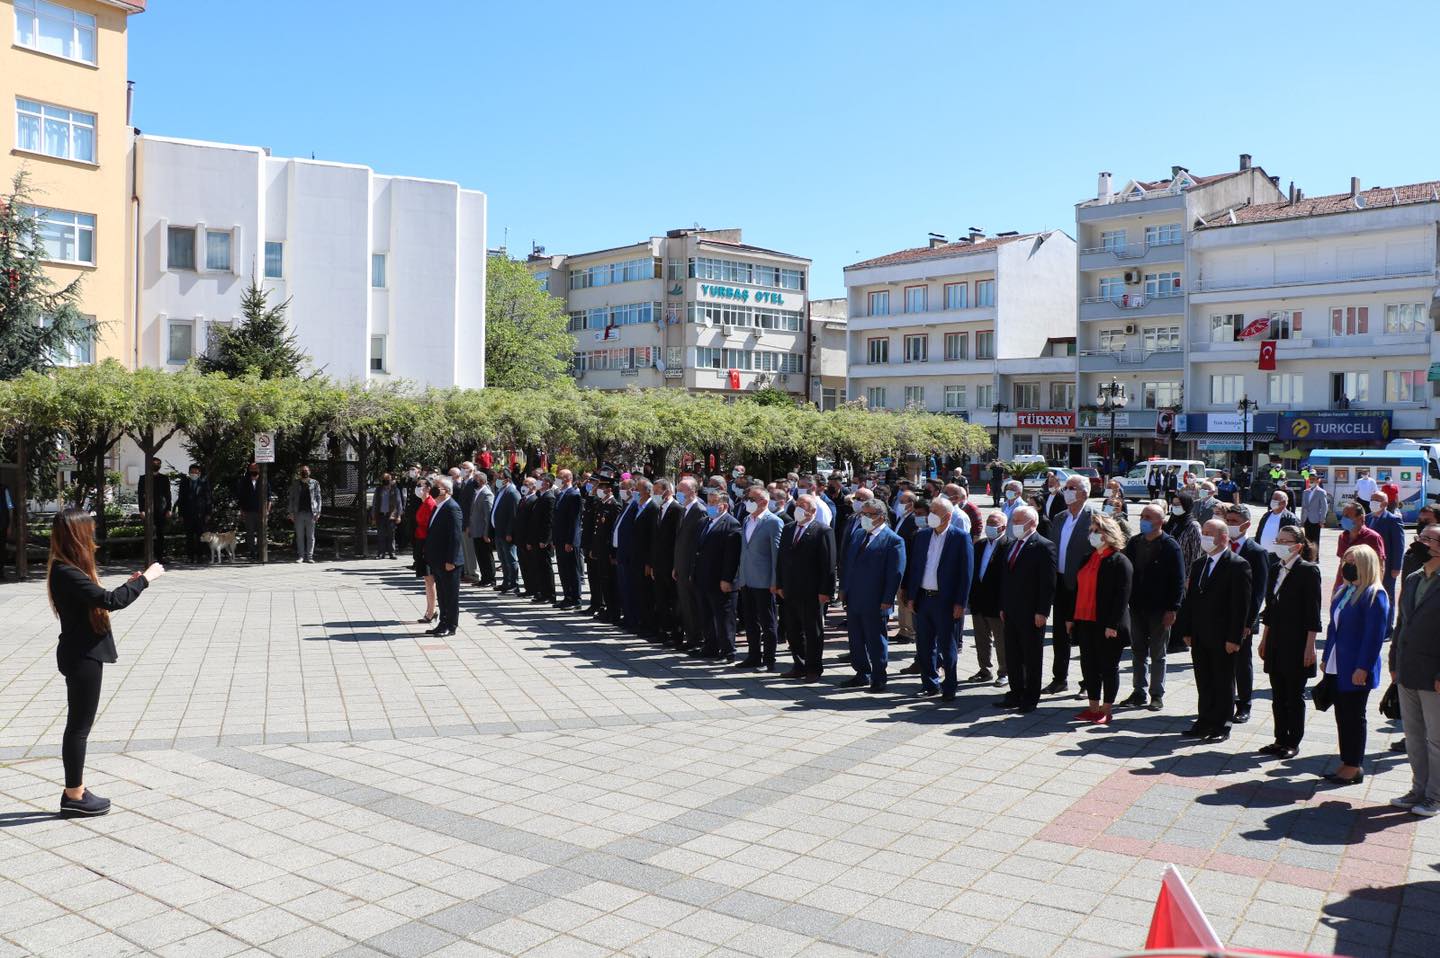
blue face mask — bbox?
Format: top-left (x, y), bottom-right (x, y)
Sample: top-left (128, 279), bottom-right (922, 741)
top-left (705, 504), bottom-right (720, 518)
top-left (676, 491), bottom-right (688, 506)
top-left (583, 483), bottom-right (593, 494)
top-left (1138, 519), bottom-right (1155, 536)
top-left (1340, 516), bottom-right (1355, 532)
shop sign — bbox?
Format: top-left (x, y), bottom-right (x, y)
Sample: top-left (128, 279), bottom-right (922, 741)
top-left (1015, 411), bottom-right (1075, 430)
top-left (1197, 439), bottom-right (1243, 451)
top-left (698, 284), bottom-right (786, 306)
top-left (1278, 409), bottom-right (1393, 442)
top-left (1429, 362), bottom-right (1440, 383)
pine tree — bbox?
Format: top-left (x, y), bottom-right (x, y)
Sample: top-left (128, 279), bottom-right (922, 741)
top-left (196, 277), bottom-right (308, 379)
top-left (0, 171), bottom-right (93, 379)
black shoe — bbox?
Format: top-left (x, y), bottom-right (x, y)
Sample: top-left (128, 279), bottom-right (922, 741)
top-left (60, 790), bottom-right (110, 817)
top-left (734, 659), bottom-right (759, 671)
top-left (1278, 746), bottom-right (1299, 759)
top-left (867, 681), bottom-right (887, 693)
top-left (994, 697), bottom-right (1018, 709)
top-left (1017, 703), bottom-right (1037, 715)
top-left (440, 628), bottom-right (457, 637)
top-left (1233, 707), bottom-right (1251, 724)
top-left (941, 691), bottom-right (956, 702)
top-left (1121, 691), bottom-right (1147, 708)
top-left (718, 654), bottom-right (736, 664)
top-left (1202, 729), bottom-right (1230, 744)
top-left (1180, 724), bottom-right (1208, 739)
top-left (1042, 680), bottom-right (1067, 695)
top-left (967, 669), bottom-right (992, 683)
top-left (424, 626), bottom-right (444, 636)
top-left (1327, 770), bottom-right (1364, 786)
top-left (1392, 739), bottom-right (1408, 753)
top-left (1258, 743), bottom-right (1284, 756)
top-left (993, 673), bottom-right (1008, 688)
top-left (840, 676), bottom-right (868, 689)
top-left (1147, 698), bottom-right (1164, 712)
top-left (836, 653), bottom-right (852, 663)
top-left (917, 687), bottom-right (939, 697)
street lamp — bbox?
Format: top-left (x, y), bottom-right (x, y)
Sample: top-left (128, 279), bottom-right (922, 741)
top-left (1237, 395), bottom-right (1258, 495)
top-left (1096, 378), bottom-right (1128, 474)
top-left (991, 402), bottom-right (1008, 458)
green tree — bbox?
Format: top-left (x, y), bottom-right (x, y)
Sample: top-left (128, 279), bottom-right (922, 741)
top-left (485, 256), bottom-right (572, 389)
top-left (197, 277), bottom-right (308, 379)
top-left (0, 171), bottom-right (94, 379)
top-left (745, 386), bottom-right (795, 409)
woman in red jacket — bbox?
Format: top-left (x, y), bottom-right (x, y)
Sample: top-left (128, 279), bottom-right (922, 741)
top-left (413, 477), bottom-right (438, 623)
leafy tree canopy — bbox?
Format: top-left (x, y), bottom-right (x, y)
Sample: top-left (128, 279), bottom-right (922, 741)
top-left (485, 256), bottom-right (572, 389)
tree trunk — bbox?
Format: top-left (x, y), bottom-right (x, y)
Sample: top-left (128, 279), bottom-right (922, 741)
top-left (354, 433), bottom-right (369, 558)
top-left (15, 436), bottom-right (28, 580)
top-left (141, 437), bottom-right (155, 569)
top-left (94, 437), bottom-right (108, 562)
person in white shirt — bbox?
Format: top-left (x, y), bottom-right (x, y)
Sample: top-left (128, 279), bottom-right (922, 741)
top-left (1354, 469), bottom-right (1378, 505)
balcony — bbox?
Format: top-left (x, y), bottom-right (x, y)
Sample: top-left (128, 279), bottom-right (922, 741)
top-left (846, 304), bottom-right (996, 332)
top-left (1188, 330), bottom-right (1428, 360)
top-left (1190, 265), bottom-right (1435, 295)
top-left (847, 358), bottom-right (996, 377)
top-left (1078, 238), bottom-right (1184, 272)
top-left (1078, 347), bottom-right (1184, 372)
top-left (1077, 190), bottom-right (1186, 222)
top-left (1079, 290), bottom-right (1185, 321)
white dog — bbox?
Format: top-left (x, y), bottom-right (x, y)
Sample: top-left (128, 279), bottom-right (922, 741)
top-left (201, 531), bottom-right (238, 563)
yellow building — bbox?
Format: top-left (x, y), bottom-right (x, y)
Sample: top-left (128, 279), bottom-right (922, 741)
top-left (1, 0), bottom-right (145, 365)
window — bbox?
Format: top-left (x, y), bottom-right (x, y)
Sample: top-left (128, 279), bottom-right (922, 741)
top-left (35, 208), bottom-right (94, 264)
top-left (1330, 306), bottom-right (1369, 336)
top-left (944, 282), bottom-right (968, 310)
top-left (1144, 271), bottom-right (1182, 297)
top-left (1098, 328), bottom-right (1125, 351)
top-left (369, 336), bottom-right (386, 373)
top-left (371, 253), bottom-right (387, 288)
top-left (166, 226), bottom-right (195, 270)
top-left (944, 385), bottom-right (967, 410)
top-left (1100, 230), bottom-right (1127, 252)
top-left (1143, 325), bottom-right (1180, 352)
top-left (15, 98), bottom-right (95, 162)
top-left (975, 279), bottom-right (995, 307)
top-left (666, 260), bottom-right (684, 281)
top-left (205, 320), bottom-right (230, 358)
top-left (205, 230), bottom-right (232, 271)
top-left (867, 290), bottom-right (890, 317)
top-left (1385, 370), bottom-right (1426, 403)
top-left (696, 346), bottom-right (722, 369)
top-left (1262, 309), bottom-right (1302, 340)
top-left (904, 385), bottom-right (925, 407)
top-left (41, 314), bottom-right (92, 365)
top-left (975, 330), bottom-right (995, 360)
top-left (1331, 371), bottom-right (1369, 405)
top-left (1013, 383), bottom-right (1040, 409)
top-left (1098, 276), bottom-right (1126, 301)
top-left (866, 337), bottom-right (889, 364)
top-left (1050, 382), bottom-right (1075, 409)
top-left (14, 0), bottom-right (96, 64)
top-left (1209, 374), bottom-right (1244, 405)
top-left (167, 319), bottom-right (194, 365)
top-left (1385, 303), bottom-right (1428, 334)
top-left (572, 351), bottom-right (587, 373)
top-left (904, 285), bottom-right (928, 314)
top-left (821, 387), bottom-right (838, 412)
top-left (1012, 435), bottom-right (1036, 456)
top-left (943, 332), bottom-right (968, 361)
top-left (1143, 381), bottom-right (1183, 410)
top-left (1144, 223), bottom-right (1182, 247)
top-left (866, 386), bottom-right (887, 409)
top-left (903, 334), bottom-right (928, 363)
top-left (263, 241), bottom-right (284, 279)
top-left (976, 383), bottom-right (994, 409)
top-left (535, 273), bottom-right (549, 292)
top-left (571, 256), bottom-right (658, 289)
top-left (1210, 313), bottom-right (1243, 343)
top-left (780, 268), bottom-right (805, 291)
top-left (1267, 373), bottom-right (1304, 405)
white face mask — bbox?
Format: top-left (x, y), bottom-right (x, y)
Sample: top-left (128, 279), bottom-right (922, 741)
top-left (1267, 542), bottom-right (1295, 557)
top-left (798, 509), bottom-right (814, 524)
top-left (1370, 500), bottom-right (1385, 515)
top-left (926, 512), bottom-right (943, 529)
top-left (1063, 489), bottom-right (1078, 505)
top-left (1170, 505), bottom-right (1185, 517)
top-left (1087, 532), bottom-right (1103, 549)
top-left (1271, 500), bottom-right (1284, 512)
top-left (745, 499), bottom-right (760, 514)
top-left (1102, 504), bottom-right (1114, 516)
top-left (770, 500), bottom-right (783, 512)
top-left (1200, 535), bottom-right (1217, 553)
top-left (1226, 524), bottom-right (1242, 539)
top-left (859, 515), bottom-right (875, 533)
top-left (651, 493), bottom-right (663, 507)
top-left (620, 490), bottom-right (632, 501)
top-left (984, 524), bottom-right (1002, 540)
top-left (1010, 524), bottom-right (1027, 540)
top-left (414, 486), bottom-right (425, 497)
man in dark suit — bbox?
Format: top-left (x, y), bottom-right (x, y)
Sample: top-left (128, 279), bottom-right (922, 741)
top-left (586, 475), bottom-right (621, 621)
top-left (649, 479), bottom-right (681, 643)
top-left (135, 458), bottom-right (173, 560)
top-left (902, 496), bottom-right (972, 700)
top-left (514, 477), bottom-right (538, 596)
top-left (998, 505), bottom-right (1057, 713)
top-left (840, 499), bottom-right (906, 690)
top-left (628, 477), bottom-right (658, 635)
top-left (1041, 471), bottom-right (1068, 527)
top-left (969, 512), bottom-right (1009, 686)
top-left (693, 489), bottom-right (743, 660)
top-left (1176, 519), bottom-right (1253, 744)
top-left (529, 475), bottom-right (557, 603)
top-left (453, 463), bottom-right (480, 582)
top-left (610, 479), bottom-right (641, 631)
top-left (177, 463), bottom-right (212, 564)
top-left (893, 491), bottom-right (921, 645)
top-left (0, 479), bottom-right (14, 579)
top-left (551, 469), bottom-right (584, 608)
top-left (1047, 474), bottom-right (1095, 695)
top-left (489, 473), bottom-right (521, 592)
top-left (777, 494), bottom-right (836, 681)
top-left (672, 477), bottom-right (708, 650)
top-left (1221, 503), bottom-right (1270, 724)
top-left (424, 477), bottom-right (464, 636)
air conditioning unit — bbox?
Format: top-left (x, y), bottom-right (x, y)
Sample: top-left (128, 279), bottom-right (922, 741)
top-left (1123, 324), bottom-right (1136, 335)
top-left (1123, 270), bottom-right (1142, 285)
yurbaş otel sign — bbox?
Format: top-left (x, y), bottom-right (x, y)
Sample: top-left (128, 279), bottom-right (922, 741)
top-left (699, 284), bottom-right (785, 305)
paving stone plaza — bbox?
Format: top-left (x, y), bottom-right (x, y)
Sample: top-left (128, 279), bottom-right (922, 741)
top-left (0, 528), bottom-right (1435, 957)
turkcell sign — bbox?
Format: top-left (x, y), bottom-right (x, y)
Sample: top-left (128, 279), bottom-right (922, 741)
top-left (1278, 410), bottom-right (1393, 442)
top-left (699, 284), bottom-right (785, 306)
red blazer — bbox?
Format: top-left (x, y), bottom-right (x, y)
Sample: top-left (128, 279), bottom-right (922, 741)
top-left (415, 496), bottom-right (436, 541)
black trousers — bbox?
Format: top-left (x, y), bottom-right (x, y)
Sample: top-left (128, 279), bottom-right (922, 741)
top-left (741, 587), bottom-right (778, 665)
top-left (784, 597), bottom-right (824, 673)
top-left (556, 547), bottom-right (581, 602)
top-left (1233, 633), bottom-right (1255, 709)
top-left (153, 515), bottom-right (169, 558)
top-left (586, 552), bottom-right (609, 611)
top-left (1335, 688), bottom-right (1371, 767)
top-left (1005, 616), bottom-right (1045, 707)
top-left (183, 517), bottom-right (206, 563)
top-left (602, 557), bottom-right (621, 618)
top-left (533, 547), bottom-right (556, 600)
top-left (1303, 522), bottom-right (1322, 548)
top-left (60, 656), bottom-right (103, 789)
top-left (1269, 669), bottom-right (1308, 748)
top-left (676, 571), bottom-right (701, 647)
top-left (475, 537), bottom-right (494, 584)
top-left (701, 589), bottom-right (738, 656)
top-left (434, 565), bottom-right (461, 630)
top-left (653, 572), bottom-right (677, 639)
top-left (1192, 641), bottom-right (1237, 730)
top-left (1051, 582), bottom-right (1075, 683)
top-left (1076, 622), bottom-right (1123, 704)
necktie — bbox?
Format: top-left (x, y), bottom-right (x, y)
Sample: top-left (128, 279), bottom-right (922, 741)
top-left (1008, 539), bottom-right (1022, 569)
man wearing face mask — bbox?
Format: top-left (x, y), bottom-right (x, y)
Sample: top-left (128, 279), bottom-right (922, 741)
top-left (672, 477), bottom-right (708, 651)
top-left (1335, 499), bottom-right (1385, 593)
top-left (1365, 490), bottom-right (1405, 622)
top-left (1047, 476), bottom-right (1096, 697)
top-left (371, 472), bottom-right (402, 560)
top-left (585, 473), bottom-right (621, 620)
top-left (838, 499), bottom-right (906, 691)
top-left (1299, 475), bottom-right (1331, 550)
top-left (901, 496), bottom-right (972, 700)
top-left (1121, 503), bottom-right (1185, 711)
top-left (943, 483), bottom-right (979, 542)
top-left (728, 466), bottom-right (748, 509)
top-left (836, 488), bottom-right (874, 597)
top-left (453, 463), bottom-right (480, 582)
top-left (1176, 518), bottom-right (1252, 744)
top-left (235, 464), bottom-right (264, 562)
top-left (178, 464), bottom-right (212, 565)
top-left (968, 512), bottom-right (1010, 686)
top-left (1193, 482), bottom-right (1219, 526)
top-left (1253, 489), bottom-right (1299, 552)
top-left (626, 477), bottom-right (658, 634)
top-left (999, 480), bottom-right (1024, 523)
top-left (399, 465), bottom-right (423, 551)
top-left (649, 479), bottom-right (681, 643)
top-left (693, 490), bottom-right (743, 661)
top-left (734, 483), bottom-right (783, 671)
top-left (1220, 504), bottom-right (1270, 724)
top-left (997, 506), bottom-right (1056, 713)
top-left (424, 476), bottom-right (464, 637)
top-left (469, 470), bottom-right (495, 585)
top-left (549, 469), bottom-right (584, 609)
top-left (529, 475), bottom-right (558, 604)
top-left (287, 465), bottom-right (322, 564)
top-left (1389, 523), bottom-right (1440, 817)
top-left (514, 477), bottom-right (538, 597)
top-left (490, 472), bottom-right (521, 593)
top-left (776, 493), bottom-right (836, 682)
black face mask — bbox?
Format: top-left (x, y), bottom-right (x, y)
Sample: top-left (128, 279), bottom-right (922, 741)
top-left (1341, 563), bottom-right (1359, 583)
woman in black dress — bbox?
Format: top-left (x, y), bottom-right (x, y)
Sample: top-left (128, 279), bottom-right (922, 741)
top-left (1258, 524), bottom-right (1322, 759)
top-left (48, 509), bottom-right (164, 816)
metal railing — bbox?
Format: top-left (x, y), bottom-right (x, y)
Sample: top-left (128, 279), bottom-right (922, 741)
top-left (1193, 265), bottom-right (1436, 292)
top-left (1079, 236), bottom-right (1185, 257)
top-left (1079, 346), bottom-right (1182, 364)
top-left (1080, 289), bottom-right (1186, 306)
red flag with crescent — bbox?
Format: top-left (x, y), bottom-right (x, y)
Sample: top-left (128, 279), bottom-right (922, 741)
top-left (1258, 340), bottom-right (1277, 370)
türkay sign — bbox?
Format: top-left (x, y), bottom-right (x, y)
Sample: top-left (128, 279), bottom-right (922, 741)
top-left (1015, 411), bottom-right (1076, 431)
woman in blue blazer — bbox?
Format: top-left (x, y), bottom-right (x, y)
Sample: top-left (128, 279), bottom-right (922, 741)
top-left (1323, 544), bottom-right (1390, 785)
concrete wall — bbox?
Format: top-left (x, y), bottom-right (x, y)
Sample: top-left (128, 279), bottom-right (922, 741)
top-left (995, 232), bottom-right (1076, 358)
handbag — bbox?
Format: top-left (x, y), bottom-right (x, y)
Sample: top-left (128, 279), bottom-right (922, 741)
top-left (1311, 673), bottom-right (1335, 712)
top-left (1379, 682), bottom-right (1401, 720)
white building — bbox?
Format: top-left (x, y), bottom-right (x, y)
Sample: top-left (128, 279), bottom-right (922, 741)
top-left (1074, 156), bottom-right (1282, 459)
top-left (808, 297), bottom-right (847, 410)
top-left (842, 230), bottom-right (1077, 459)
top-left (529, 228), bottom-right (810, 398)
top-left (134, 134), bottom-right (487, 388)
top-left (1185, 177), bottom-right (1440, 459)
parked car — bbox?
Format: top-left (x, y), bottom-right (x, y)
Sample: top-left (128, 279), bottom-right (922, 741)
top-left (1022, 466), bottom-right (1077, 494)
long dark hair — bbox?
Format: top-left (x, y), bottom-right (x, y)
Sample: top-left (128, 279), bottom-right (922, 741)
top-left (1279, 524), bottom-right (1314, 562)
top-left (48, 509), bottom-right (109, 634)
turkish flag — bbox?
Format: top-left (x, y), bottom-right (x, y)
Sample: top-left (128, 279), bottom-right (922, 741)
top-left (728, 369), bottom-right (741, 390)
top-left (1258, 340), bottom-right (1277, 370)
top-left (1146, 866), bottom-right (1223, 951)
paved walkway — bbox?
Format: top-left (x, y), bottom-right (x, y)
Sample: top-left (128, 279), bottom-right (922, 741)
top-left (0, 544), bottom-right (1433, 957)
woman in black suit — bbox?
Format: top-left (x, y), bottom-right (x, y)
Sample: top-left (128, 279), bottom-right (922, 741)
top-left (48, 509), bottom-right (164, 817)
top-left (1258, 524), bottom-right (1322, 759)
top-left (1068, 512), bottom-right (1133, 725)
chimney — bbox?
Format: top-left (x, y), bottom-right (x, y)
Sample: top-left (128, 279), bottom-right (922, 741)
top-left (1288, 181), bottom-right (1295, 204)
top-left (1350, 176), bottom-right (1361, 197)
top-left (1269, 175), bottom-right (1279, 187)
top-left (1171, 165), bottom-right (1185, 179)
top-left (927, 233), bottom-right (947, 249)
top-left (1239, 153), bottom-right (1252, 170)
top-left (1296, 188), bottom-right (1304, 202)
top-left (967, 227), bottom-right (985, 243)
top-left (1097, 171), bottom-right (1112, 202)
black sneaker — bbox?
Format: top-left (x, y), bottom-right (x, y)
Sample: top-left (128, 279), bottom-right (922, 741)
top-left (1121, 691), bottom-right (1147, 708)
top-left (60, 790), bottom-right (110, 817)
top-left (1042, 680), bottom-right (1067, 695)
top-left (839, 676), bottom-right (868, 689)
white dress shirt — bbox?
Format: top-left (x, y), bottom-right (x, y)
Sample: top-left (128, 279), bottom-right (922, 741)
top-left (922, 526), bottom-right (947, 591)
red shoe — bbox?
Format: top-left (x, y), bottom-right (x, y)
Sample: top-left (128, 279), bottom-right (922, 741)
top-left (1074, 708), bottom-right (1101, 721)
top-left (1094, 711), bottom-right (1112, 725)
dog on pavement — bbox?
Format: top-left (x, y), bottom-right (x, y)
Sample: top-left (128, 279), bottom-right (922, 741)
top-left (201, 531), bottom-right (238, 563)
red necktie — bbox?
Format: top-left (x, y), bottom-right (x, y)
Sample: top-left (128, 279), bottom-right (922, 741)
top-left (1231, 542), bottom-right (1239, 553)
top-left (1008, 539), bottom-right (1023, 569)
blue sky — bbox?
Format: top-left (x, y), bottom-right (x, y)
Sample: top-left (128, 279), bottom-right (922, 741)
top-left (130, 1), bottom-right (1437, 298)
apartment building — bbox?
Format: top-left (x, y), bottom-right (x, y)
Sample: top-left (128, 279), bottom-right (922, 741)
top-left (2, 0), bottom-right (146, 365)
top-left (1074, 156), bottom-right (1283, 459)
top-left (134, 134), bottom-right (487, 388)
top-left (843, 230), bottom-right (1077, 458)
top-left (530, 228), bottom-right (810, 398)
top-left (1184, 177), bottom-right (1440, 462)
top-left (808, 297), bottom-right (847, 410)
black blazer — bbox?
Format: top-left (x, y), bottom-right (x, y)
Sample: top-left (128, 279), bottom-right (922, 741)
top-left (1074, 550), bottom-right (1132, 641)
top-left (1233, 538), bottom-right (1270, 632)
top-left (673, 503), bottom-right (708, 582)
top-left (1123, 532), bottom-right (1186, 614)
top-left (48, 563), bottom-right (148, 666)
top-left (1176, 550), bottom-right (1252, 648)
top-left (137, 472), bottom-right (171, 515)
top-left (551, 486), bottom-right (583, 548)
top-left (588, 496), bottom-right (621, 560)
top-left (999, 533), bottom-right (1057, 622)
top-left (1259, 559), bottom-right (1322, 678)
top-left (693, 511), bottom-right (742, 591)
top-left (777, 519), bottom-right (836, 600)
top-left (234, 475), bottom-right (263, 513)
top-left (423, 497), bottom-right (464, 570)
top-left (632, 500), bottom-right (659, 571)
top-left (177, 475), bottom-right (212, 522)
top-left (969, 536), bottom-right (1007, 618)
top-left (530, 491), bottom-right (555, 548)
top-left (651, 500), bottom-right (682, 578)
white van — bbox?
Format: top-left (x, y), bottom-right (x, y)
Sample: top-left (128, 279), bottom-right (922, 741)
top-left (1118, 459), bottom-right (1206, 501)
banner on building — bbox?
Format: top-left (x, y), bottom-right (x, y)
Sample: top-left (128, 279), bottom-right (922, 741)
top-left (1258, 340), bottom-right (1277, 370)
top-left (1015, 411), bottom-right (1075, 430)
top-left (1237, 316), bottom-right (1271, 339)
top-left (1278, 409), bottom-right (1393, 442)
top-left (727, 369), bottom-right (741, 390)
top-left (1155, 409), bottom-right (1176, 437)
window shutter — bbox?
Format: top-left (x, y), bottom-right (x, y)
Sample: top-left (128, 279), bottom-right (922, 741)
top-left (1357, 306), bottom-right (1369, 334)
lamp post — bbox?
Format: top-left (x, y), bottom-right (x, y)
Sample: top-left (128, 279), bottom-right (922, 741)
top-left (1097, 378), bottom-right (1128, 472)
top-left (991, 402), bottom-right (1008, 458)
top-left (1237, 395), bottom-right (1258, 495)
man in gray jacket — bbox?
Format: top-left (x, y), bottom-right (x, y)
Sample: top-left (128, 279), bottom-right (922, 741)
top-left (734, 482), bottom-right (783, 670)
top-left (1390, 525), bottom-right (1440, 817)
top-left (288, 465), bottom-right (323, 563)
top-left (1299, 475), bottom-right (1331, 549)
top-left (470, 470), bottom-right (496, 586)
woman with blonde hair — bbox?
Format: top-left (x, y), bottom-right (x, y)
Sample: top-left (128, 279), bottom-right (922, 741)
top-left (1322, 544), bottom-right (1389, 785)
top-left (1069, 511), bottom-right (1133, 725)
